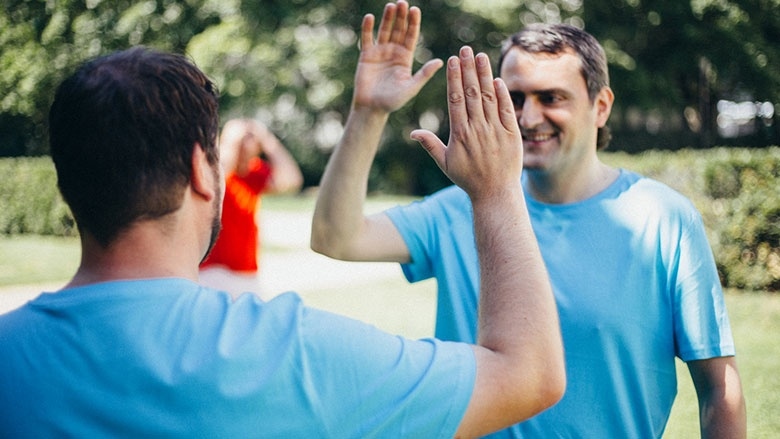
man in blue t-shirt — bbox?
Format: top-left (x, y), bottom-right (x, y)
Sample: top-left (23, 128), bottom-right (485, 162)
top-left (312, 15), bottom-right (746, 439)
top-left (0, 2), bottom-right (566, 437)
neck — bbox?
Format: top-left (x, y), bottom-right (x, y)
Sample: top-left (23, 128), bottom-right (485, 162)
top-left (64, 216), bottom-right (203, 290)
top-left (525, 159), bottom-right (618, 204)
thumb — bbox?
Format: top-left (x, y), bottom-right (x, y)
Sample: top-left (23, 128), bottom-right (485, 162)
top-left (411, 129), bottom-right (447, 172)
top-left (410, 58), bottom-right (444, 92)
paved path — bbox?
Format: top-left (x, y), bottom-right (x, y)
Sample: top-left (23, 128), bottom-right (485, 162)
top-left (0, 209), bottom-right (403, 315)
top-left (257, 211), bottom-right (403, 295)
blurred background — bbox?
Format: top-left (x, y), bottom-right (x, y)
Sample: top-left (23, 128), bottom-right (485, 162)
top-left (2, 0), bottom-right (779, 194)
top-left (2, 3), bottom-right (779, 434)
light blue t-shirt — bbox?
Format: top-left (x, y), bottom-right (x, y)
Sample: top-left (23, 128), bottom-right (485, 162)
top-left (387, 169), bottom-right (735, 438)
top-left (0, 279), bottom-right (475, 438)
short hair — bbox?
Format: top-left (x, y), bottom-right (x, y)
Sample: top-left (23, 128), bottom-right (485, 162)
top-left (498, 23), bottom-right (612, 149)
top-left (49, 47), bottom-right (220, 246)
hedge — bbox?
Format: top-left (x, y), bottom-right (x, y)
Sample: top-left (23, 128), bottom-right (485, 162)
top-left (0, 157), bottom-right (75, 236)
top-left (2, 147), bottom-right (779, 291)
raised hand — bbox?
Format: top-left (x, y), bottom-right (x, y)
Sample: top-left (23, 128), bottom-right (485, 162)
top-left (353, 0), bottom-right (443, 112)
top-left (411, 46), bottom-right (523, 201)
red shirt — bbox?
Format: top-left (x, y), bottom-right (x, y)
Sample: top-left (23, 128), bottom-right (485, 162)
top-left (200, 158), bottom-right (272, 272)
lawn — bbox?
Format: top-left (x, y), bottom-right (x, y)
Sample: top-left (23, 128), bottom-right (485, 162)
top-left (1, 194), bottom-right (777, 437)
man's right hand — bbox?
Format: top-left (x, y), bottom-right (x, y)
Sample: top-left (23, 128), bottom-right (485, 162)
top-left (352, 0), bottom-right (443, 112)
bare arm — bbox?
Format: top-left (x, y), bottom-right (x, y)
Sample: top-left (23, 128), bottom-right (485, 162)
top-left (412, 46), bottom-right (565, 439)
top-left (310, 1), bottom-right (443, 262)
top-left (688, 356), bottom-right (746, 438)
top-left (254, 124), bottom-right (303, 195)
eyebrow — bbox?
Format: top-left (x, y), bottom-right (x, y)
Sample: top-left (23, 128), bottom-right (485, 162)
top-left (510, 88), bottom-right (571, 99)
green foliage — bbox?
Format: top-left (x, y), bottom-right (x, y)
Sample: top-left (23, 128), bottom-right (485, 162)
top-left (702, 151), bottom-right (780, 291)
top-left (4, 0), bottom-right (779, 185)
top-left (0, 157), bottom-right (75, 236)
top-left (585, 0), bottom-right (780, 149)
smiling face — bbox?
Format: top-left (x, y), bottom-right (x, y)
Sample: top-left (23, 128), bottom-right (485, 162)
top-left (500, 47), bottom-right (613, 178)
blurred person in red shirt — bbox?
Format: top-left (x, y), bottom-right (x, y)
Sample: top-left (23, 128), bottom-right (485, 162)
top-left (200, 118), bottom-right (302, 299)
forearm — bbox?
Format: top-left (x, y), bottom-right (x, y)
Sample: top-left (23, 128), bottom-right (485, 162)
top-left (310, 106), bottom-right (389, 258)
top-left (699, 379), bottom-right (746, 438)
top-left (263, 138), bottom-right (303, 194)
top-left (689, 357), bottom-right (746, 439)
top-left (700, 396), bottom-right (746, 438)
top-left (472, 187), bottom-right (565, 415)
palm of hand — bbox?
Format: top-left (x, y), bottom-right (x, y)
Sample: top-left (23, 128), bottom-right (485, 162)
top-left (353, 45), bottom-right (417, 112)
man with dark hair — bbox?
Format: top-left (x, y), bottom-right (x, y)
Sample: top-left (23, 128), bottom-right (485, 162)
top-left (312, 15), bottom-right (746, 439)
top-left (0, 2), bottom-right (565, 437)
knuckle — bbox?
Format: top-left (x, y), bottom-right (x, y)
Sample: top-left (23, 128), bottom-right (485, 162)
top-left (481, 91), bottom-right (496, 103)
top-left (464, 85), bottom-right (480, 98)
top-left (448, 91), bottom-right (464, 104)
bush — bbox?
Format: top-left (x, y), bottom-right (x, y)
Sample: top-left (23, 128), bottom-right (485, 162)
top-left (702, 151), bottom-right (780, 291)
top-left (0, 157), bottom-right (75, 236)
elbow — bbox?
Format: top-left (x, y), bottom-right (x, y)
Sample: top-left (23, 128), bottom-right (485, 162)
top-left (289, 173), bottom-right (304, 193)
top-left (272, 176), bottom-right (303, 195)
top-left (537, 345), bottom-right (567, 412)
top-left (519, 367), bottom-right (566, 421)
top-left (309, 227), bottom-right (332, 257)
top-left (519, 353), bottom-right (567, 419)
top-left (540, 367), bottom-right (566, 412)
top-left (309, 223), bottom-right (346, 260)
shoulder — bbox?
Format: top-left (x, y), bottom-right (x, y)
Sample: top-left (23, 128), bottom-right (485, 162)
top-left (620, 170), bottom-right (699, 215)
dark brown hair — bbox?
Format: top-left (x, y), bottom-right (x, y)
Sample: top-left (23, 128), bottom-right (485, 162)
top-left (49, 47), bottom-right (220, 245)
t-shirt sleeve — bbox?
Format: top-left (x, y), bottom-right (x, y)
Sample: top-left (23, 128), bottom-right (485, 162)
top-left (299, 304), bottom-right (476, 438)
top-left (386, 202), bottom-right (434, 283)
top-left (673, 209), bottom-right (736, 361)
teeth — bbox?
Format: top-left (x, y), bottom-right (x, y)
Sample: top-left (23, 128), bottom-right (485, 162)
top-left (523, 133), bottom-right (554, 142)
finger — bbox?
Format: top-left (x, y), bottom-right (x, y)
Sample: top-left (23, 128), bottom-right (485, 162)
top-left (445, 56), bottom-right (467, 136)
top-left (475, 52), bottom-right (498, 121)
top-left (376, 3), bottom-right (396, 45)
top-left (409, 58), bottom-right (444, 93)
top-left (390, 1), bottom-right (409, 45)
top-left (494, 78), bottom-right (521, 134)
top-left (459, 46), bottom-right (485, 121)
top-left (404, 5), bottom-right (421, 51)
top-left (411, 129), bottom-right (447, 172)
top-left (360, 14), bottom-right (376, 50)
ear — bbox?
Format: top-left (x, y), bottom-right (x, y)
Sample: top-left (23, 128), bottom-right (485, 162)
top-left (191, 143), bottom-right (217, 202)
top-left (594, 86), bottom-right (615, 128)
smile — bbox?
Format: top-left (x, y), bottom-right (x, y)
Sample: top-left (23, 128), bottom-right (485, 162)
top-left (523, 132), bottom-right (556, 143)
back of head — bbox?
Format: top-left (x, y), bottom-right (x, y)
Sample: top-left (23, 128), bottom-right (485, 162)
top-left (49, 47), bottom-right (220, 246)
top-left (499, 23), bottom-right (612, 149)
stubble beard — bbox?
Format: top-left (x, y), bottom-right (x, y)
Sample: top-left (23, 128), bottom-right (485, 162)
top-left (199, 175), bottom-right (223, 264)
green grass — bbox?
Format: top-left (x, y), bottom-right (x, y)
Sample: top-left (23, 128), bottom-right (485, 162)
top-left (0, 235), bottom-right (80, 286)
top-left (663, 291), bottom-right (780, 438)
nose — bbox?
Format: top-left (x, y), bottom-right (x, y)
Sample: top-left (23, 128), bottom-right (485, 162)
top-left (519, 99), bottom-right (543, 130)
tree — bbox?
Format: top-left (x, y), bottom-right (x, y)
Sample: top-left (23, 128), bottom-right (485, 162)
top-left (583, 0), bottom-right (780, 150)
top-left (2, 0), bottom-right (779, 193)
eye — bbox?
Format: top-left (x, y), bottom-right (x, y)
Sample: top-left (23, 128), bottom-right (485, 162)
top-left (509, 91), bottom-right (524, 108)
top-left (539, 92), bottom-right (564, 105)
